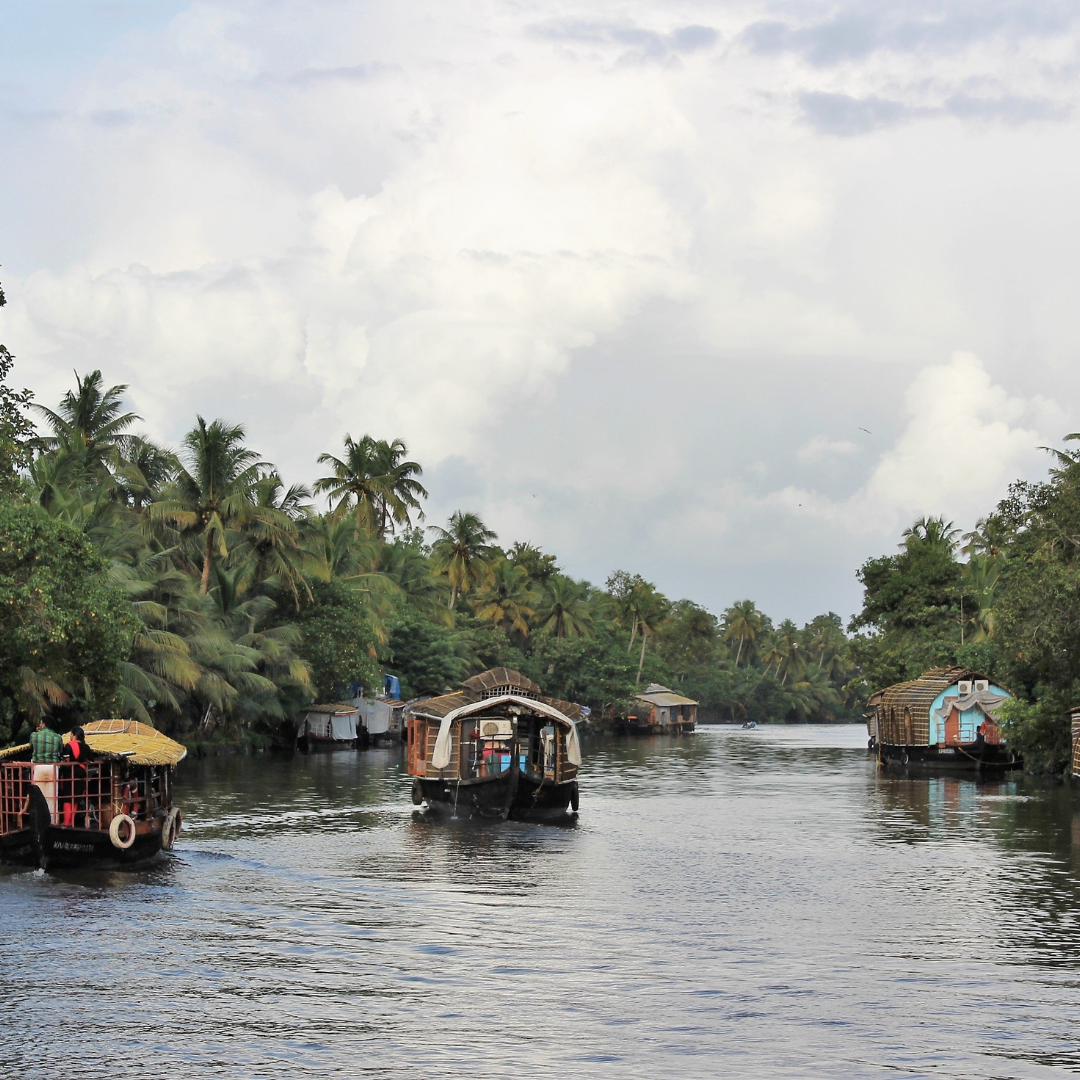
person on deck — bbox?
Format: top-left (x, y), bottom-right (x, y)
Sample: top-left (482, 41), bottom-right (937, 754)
top-left (61, 727), bottom-right (94, 828)
top-left (29, 719), bottom-right (63, 764)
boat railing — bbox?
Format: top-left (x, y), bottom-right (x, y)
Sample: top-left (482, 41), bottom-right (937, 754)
top-left (0, 760), bottom-right (164, 833)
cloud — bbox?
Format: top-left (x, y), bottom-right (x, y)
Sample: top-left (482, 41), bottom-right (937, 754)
top-left (528, 18), bottom-right (718, 63)
top-left (798, 435), bottom-right (860, 463)
top-left (741, 3), bottom-right (1079, 66)
top-left (799, 92), bottom-right (928, 135)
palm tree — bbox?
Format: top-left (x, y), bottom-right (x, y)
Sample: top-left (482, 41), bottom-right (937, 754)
top-left (153, 418), bottom-right (268, 594)
top-left (723, 600), bottom-right (764, 667)
top-left (473, 558), bottom-right (535, 635)
top-left (315, 435), bottom-right (427, 539)
top-left (231, 474), bottom-right (314, 608)
top-left (116, 435), bottom-right (179, 509)
top-left (901, 516), bottom-right (960, 555)
top-left (428, 511), bottom-right (498, 609)
top-left (532, 574), bottom-right (593, 641)
top-left (33, 369), bottom-right (140, 468)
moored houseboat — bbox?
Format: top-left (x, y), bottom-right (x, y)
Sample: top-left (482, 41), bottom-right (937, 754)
top-left (871, 667), bottom-right (1019, 771)
top-left (1070, 707), bottom-right (1080, 780)
top-left (404, 667), bottom-right (583, 820)
top-left (0, 719), bottom-right (186, 869)
top-left (295, 703), bottom-right (362, 750)
top-left (617, 684), bottom-right (697, 735)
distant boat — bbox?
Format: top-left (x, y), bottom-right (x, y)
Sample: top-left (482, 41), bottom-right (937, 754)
top-left (0, 720), bottom-right (186, 869)
top-left (616, 684), bottom-right (698, 735)
top-left (869, 667), bottom-right (1020, 771)
top-left (296, 703), bottom-right (361, 751)
top-left (404, 667), bottom-right (583, 821)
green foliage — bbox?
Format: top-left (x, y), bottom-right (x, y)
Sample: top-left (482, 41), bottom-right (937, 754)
top-left (293, 580), bottom-right (377, 701)
top-left (0, 281), bottom-right (34, 495)
top-left (384, 606), bottom-right (465, 698)
top-left (0, 502), bottom-right (130, 742)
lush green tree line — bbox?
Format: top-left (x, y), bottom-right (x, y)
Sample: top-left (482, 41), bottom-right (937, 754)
top-left (849, 437), bottom-right (1080, 773)
top-left (0, 317), bottom-right (860, 744)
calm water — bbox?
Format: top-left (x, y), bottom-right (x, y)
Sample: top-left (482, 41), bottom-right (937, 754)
top-left (4, 726), bottom-right (1080, 1079)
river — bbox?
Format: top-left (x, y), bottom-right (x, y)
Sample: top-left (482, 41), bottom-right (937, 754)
top-left (3, 725), bottom-right (1080, 1079)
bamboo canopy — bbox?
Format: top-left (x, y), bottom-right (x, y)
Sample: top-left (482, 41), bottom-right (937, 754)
top-left (0, 719), bottom-right (187, 767)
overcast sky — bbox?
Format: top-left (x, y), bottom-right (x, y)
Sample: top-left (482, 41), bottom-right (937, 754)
top-left (1, 0), bottom-right (1078, 623)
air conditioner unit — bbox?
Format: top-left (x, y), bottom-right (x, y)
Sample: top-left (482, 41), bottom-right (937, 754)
top-left (974, 679), bottom-right (988, 693)
top-left (957, 680), bottom-right (972, 696)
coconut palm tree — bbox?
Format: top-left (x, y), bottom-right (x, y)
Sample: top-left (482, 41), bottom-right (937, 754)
top-left (153, 418), bottom-right (268, 594)
top-left (473, 558), bottom-right (535, 635)
top-left (723, 600), bottom-right (764, 667)
top-left (428, 510), bottom-right (498, 609)
top-left (532, 574), bottom-right (593, 641)
top-left (315, 434), bottom-right (427, 539)
top-left (901, 516), bottom-right (960, 555)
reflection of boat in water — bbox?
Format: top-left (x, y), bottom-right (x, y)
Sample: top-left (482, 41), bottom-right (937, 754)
top-left (869, 667), bottom-right (1020, 772)
top-left (404, 667), bottom-right (583, 820)
top-left (0, 720), bottom-right (186, 869)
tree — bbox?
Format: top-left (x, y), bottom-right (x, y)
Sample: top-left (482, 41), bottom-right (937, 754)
top-left (293, 580), bottom-right (377, 701)
top-left (429, 510), bottom-right (498, 609)
top-left (155, 418), bottom-right (268, 594)
top-left (0, 280), bottom-right (34, 496)
top-left (532, 574), bottom-right (593, 642)
top-left (0, 503), bottom-right (130, 741)
top-left (472, 558), bottom-right (535, 635)
top-left (315, 434), bottom-right (427, 539)
top-left (723, 600), bottom-right (765, 667)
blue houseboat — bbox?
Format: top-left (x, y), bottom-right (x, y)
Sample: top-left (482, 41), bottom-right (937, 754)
top-left (869, 667), bottom-right (1019, 770)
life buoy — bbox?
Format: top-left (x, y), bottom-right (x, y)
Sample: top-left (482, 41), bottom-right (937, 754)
top-left (109, 814), bottom-right (136, 850)
top-left (569, 781), bottom-right (579, 813)
top-left (160, 807), bottom-right (182, 851)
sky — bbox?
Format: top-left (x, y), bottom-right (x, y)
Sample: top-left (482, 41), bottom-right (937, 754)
top-left (1, 0), bottom-right (1078, 624)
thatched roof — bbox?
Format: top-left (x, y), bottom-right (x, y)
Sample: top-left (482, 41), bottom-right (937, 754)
top-left (0, 720), bottom-right (187, 767)
top-left (408, 667), bottom-right (583, 722)
top-left (876, 667), bottom-right (984, 729)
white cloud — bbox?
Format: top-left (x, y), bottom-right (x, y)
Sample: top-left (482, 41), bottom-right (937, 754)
top-left (797, 435), bottom-right (860, 463)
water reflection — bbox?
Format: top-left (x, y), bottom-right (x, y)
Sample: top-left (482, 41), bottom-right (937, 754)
top-left (2, 727), bottom-right (1080, 1078)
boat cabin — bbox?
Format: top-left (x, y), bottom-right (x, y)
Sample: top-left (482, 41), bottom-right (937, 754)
top-left (358, 696), bottom-right (407, 745)
top-left (870, 667), bottom-right (1018, 770)
top-left (0, 719), bottom-right (186, 869)
top-left (296, 703), bottom-right (360, 749)
top-left (617, 684), bottom-right (697, 735)
top-left (405, 667), bottom-right (583, 820)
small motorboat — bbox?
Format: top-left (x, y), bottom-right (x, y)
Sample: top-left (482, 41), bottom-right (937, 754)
top-left (0, 720), bottom-right (186, 869)
top-left (741, 721), bottom-right (758, 729)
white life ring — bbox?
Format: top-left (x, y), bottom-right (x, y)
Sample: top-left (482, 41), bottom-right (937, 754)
top-left (160, 807), bottom-right (182, 851)
top-left (109, 813), bottom-right (136, 850)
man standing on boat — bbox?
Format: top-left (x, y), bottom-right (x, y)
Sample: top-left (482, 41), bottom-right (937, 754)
top-left (30, 719), bottom-right (62, 764)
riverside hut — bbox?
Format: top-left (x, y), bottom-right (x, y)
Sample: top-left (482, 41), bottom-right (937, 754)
top-left (621, 684), bottom-right (697, 735)
top-left (404, 667), bottom-right (583, 820)
top-left (871, 667), bottom-right (1019, 770)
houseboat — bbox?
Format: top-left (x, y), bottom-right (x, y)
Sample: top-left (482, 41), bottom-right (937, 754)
top-left (870, 667), bottom-right (1019, 771)
top-left (0, 719), bottom-right (186, 869)
top-left (295, 703), bottom-right (362, 750)
top-left (617, 684), bottom-right (697, 735)
top-left (404, 667), bottom-right (583, 820)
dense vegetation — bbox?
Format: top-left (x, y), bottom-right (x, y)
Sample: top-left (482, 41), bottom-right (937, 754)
top-left (0, 295), bottom-right (860, 745)
top-left (849, 440), bottom-right (1080, 774)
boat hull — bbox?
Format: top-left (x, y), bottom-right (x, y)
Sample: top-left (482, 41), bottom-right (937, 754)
top-left (878, 741), bottom-right (1021, 772)
top-left (0, 824), bottom-right (164, 869)
top-left (418, 772), bottom-right (578, 821)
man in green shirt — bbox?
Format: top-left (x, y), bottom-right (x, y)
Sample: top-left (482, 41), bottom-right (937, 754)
top-left (29, 719), bottom-right (63, 764)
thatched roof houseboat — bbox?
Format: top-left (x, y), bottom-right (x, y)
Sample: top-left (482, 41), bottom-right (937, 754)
top-left (404, 667), bottom-right (583, 820)
top-left (0, 720), bottom-right (186, 868)
top-left (619, 684), bottom-right (697, 735)
top-left (295, 703), bottom-right (361, 750)
top-left (869, 667), bottom-right (1019, 770)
